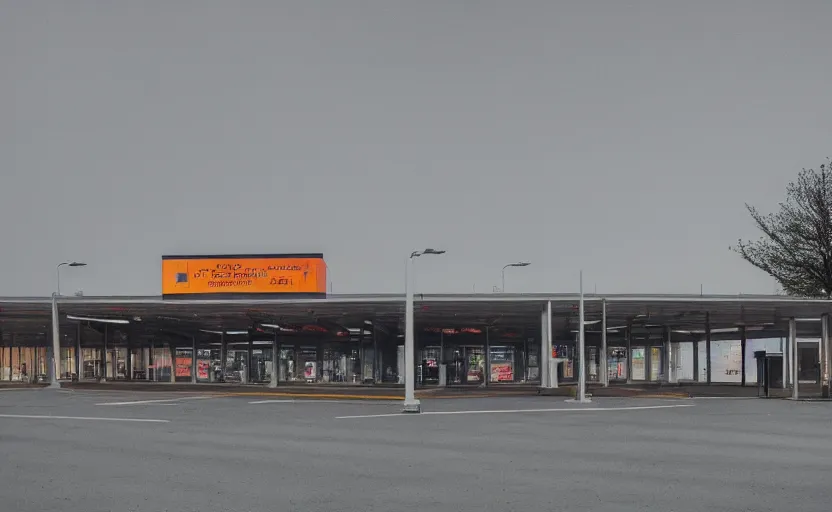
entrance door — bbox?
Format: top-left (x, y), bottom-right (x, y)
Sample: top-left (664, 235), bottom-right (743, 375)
top-left (107, 347), bottom-right (128, 380)
top-left (631, 347), bottom-right (646, 381)
top-left (465, 347), bottom-right (485, 384)
top-left (649, 347), bottom-right (664, 382)
top-left (797, 342), bottom-right (820, 384)
top-left (607, 347), bottom-right (627, 382)
top-left (585, 346), bottom-right (599, 383)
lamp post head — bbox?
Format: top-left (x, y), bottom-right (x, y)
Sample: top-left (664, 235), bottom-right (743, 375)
top-left (411, 248), bottom-right (446, 258)
top-left (68, 262), bottom-right (87, 267)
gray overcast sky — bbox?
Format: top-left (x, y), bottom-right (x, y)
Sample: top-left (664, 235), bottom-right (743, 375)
top-left (2, 1), bottom-right (831, 297)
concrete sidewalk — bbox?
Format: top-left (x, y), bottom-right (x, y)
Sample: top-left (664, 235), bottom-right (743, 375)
top-left (3, 380), bottom-right (798, 400)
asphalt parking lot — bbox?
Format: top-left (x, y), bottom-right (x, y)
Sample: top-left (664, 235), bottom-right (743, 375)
top-left (1, 390), bottom-right (831, 512)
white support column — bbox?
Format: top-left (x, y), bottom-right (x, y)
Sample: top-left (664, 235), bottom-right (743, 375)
top-left (601, 299), bottom-right (608, 387)
top-left (539, 309), bottom-right (552, 388)
top-left (666, 326), bottom-right (673, 384)
top-left (790, 317), bottom-right (798, 400)
top-left (546, 300), bottom-right (553, 386)
top-left (540, 309), bottom-right (549, 388)
top-left (781, 337), bottom-right (786, 389)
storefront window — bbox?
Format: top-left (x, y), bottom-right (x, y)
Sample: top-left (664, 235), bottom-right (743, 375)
top-left (585, 346), bottom-right (599, 382)
top-left (174, 348), bottom-right (193, 382)
top-left (250, 348), bottom-right (273, 383)
top-left (552, 343), bottom-right (575, 381)
top-left (419, 347), bottom-right (441, 384)
top-left (466, 347), bottom-right (485, 383)
top-left (527, 352), bottom-right (540, 382)
top-left (149, 346), bottom-right (171, 381)
top-left (60, 347), bottom-right (76, 379)
top-left (195, 349), bottom-right (214, 382)
top-left (631, 347), bottom-right (646, 380)
top-left (489, 346), bottom-right (516, 383)
top-left (608, 347), bottom-right (627, 381)
top-left (297, 347), bottom-right (318, 383)
top-left (711, 340), bottom-right (742, 383)
top-left (224, 349), bottom-right (248, 383)
top-left (650, 347), bottom-right (664, 381)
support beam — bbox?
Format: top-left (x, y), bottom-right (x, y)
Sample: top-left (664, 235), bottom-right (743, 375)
top-left (247, 334), bottom-right (253, 385)
top-left (692, 339), bottom-right (699, 383)
top-left (789, 317), bottom-right (798, 399)
top-left (8, 333), bottom-right (14, 382)
top-left (705, 312), bottom-right (712, 385)
top-left (666, 326), bottom-right (673, 384)
top-left (781, 336), bottom-right (787, 389)
top-left (601, 300), bottom-right (608, 387)
top-left (484, 326), bottom-right (490, 387)
top-left (740, 326), bottom-right (747, 387)
top-left (191, 337), bottom-right (197, 384)
top-left (540, 309), bottom-right (549, 387)
top-left (102, 324), bottom-right (109, 382)
top-left (219, 333), bottom-right (227, 383)
top-left (76, 323), bottom-right (82, 380)
top-left (270, 330), bottom-right (278, 388)
top-left (169, 342), bottom-right (175, 384)
top-left (625, 321), bottom-right (632, 383)
top-left (373, 323), bottom-right (380, 384)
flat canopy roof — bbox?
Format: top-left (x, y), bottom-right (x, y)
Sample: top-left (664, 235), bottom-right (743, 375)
top-left (1, 293), bottom-right (831, 343)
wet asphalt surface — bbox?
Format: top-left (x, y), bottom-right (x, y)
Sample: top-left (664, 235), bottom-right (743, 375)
top-left (1, 389), bottom-right (831, 512)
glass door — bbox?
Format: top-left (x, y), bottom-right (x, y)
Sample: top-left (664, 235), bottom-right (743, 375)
top-left (585, 346), bottom-right (599, 383)
top-left (649, 347), bottom-right (664, 382)
top-left (489, 346), bottom-right (516, 383)
top-left (607, 347), bottom-right (627, 382)
top-left (631, 347), bottom-right (646, 381)
top-left (107, 347), bottom-right (128, 380)
top-left (465, 347), bottom-right (485, 384)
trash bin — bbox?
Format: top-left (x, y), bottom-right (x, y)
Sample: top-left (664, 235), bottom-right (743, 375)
top-left (755, 350), bottom-right (784, 398)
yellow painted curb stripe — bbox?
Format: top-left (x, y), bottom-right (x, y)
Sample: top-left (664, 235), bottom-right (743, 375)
top-left (214, 391), bottom-right (405, 400)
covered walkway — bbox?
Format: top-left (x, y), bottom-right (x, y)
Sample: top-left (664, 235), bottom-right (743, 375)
top-left (0, 293), bottom-right (829, 396)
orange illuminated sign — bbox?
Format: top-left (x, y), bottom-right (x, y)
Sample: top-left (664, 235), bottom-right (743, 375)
top-left (162, 254), bottom-right (327, 297)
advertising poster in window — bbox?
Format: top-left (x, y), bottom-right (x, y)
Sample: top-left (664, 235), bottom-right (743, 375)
top-left (490, 363), bottom-right (514, 382)
top-left (175, 357), bottom-right (192, 378)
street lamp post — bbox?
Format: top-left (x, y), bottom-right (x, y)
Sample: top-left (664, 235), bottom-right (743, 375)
top-left (501, 261), bottom-right (531, 293)
top-left (50, 261), bottom-right (87, 389)
top-left (404, 248), bottom-right (445, 413)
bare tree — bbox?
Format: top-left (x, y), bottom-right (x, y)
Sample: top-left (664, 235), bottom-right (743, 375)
top-left (734, 159), bottom-right (832, 298)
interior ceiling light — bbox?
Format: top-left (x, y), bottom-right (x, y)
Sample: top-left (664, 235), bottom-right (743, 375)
top-left (66, 315), bottom-right (129, 325)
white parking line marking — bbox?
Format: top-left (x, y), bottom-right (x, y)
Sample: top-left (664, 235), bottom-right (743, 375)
top-left (0, 414), bottom-right (169, 423)
top-left (249, 399), bottom-right (400, 405)
top-left (336, 403), bottom-right (695, 419)
top-left (96, 396), bottom-right (213, 406)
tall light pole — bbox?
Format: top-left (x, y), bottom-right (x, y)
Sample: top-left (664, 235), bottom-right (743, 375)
top-left (577, 270), bottom-right (589, 402)
top-left (404, 248), bottom-right (445, 413)
top-left (51, 261), bottom-right (87, 388)
top-left (501, 261), bottom-right (530, 293)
